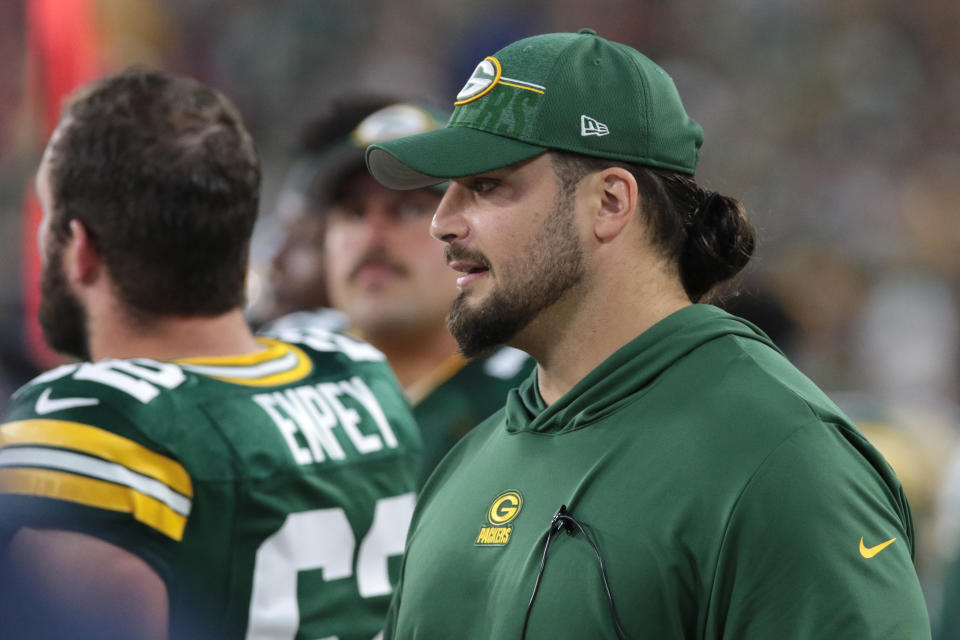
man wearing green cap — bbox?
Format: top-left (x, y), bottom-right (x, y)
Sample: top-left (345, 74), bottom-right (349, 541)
top-left (260, 98), bottom-right (534, 485)
top-left (366, 30), bottom-right (930, 638)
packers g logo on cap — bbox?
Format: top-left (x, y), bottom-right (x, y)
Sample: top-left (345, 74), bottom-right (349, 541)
top-left (456, 57), bottom-right (502, 105)
top-left (476, 490), bottom-right (522, 546)
top-left (454, 55), bottom-right (547, 109)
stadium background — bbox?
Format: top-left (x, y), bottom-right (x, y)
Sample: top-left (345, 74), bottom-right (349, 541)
top-left (0, 0), bottom-right (958, 620)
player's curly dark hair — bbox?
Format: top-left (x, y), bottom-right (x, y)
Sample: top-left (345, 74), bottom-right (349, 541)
top-left (46, 66), bottom-right (261, 319)
top-left (550, 151), bottom-right (755, 303)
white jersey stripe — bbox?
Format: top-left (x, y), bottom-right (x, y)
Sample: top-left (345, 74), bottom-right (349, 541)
top-left (0, 446), bottom-right (192, 516)
top-left (180, 351), bottom-right (300, 379)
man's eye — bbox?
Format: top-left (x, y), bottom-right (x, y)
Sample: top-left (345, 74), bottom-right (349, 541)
top-left (471, 179), bottom-right (499, 194)
top-left (328, 204), bottom-right (363, 221)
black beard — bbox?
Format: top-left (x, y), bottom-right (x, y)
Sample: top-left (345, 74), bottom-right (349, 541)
top-left (448, 286), bottom-right (530, 358)
top-left (38, 242), bottom-right (90, 361)
top-left (446, 194), bottom-right (584, 359)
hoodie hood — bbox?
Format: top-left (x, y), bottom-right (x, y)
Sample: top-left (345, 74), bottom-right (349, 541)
top-left (504, 304), bottom-right (780, 434)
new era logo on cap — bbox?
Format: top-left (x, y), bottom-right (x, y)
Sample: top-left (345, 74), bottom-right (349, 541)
top-left (580, 115), bottom-right (609, 137)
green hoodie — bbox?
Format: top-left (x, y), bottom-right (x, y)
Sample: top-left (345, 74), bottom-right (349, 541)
top-left (385, 305), bottom-right (930, 639)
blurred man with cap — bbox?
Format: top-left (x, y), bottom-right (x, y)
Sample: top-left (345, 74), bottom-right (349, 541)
top-left (252, 95), bottom-right (397, 333)
top-left (263, 97), bottom-right (532, 484)
top-left (365, 29), bottom-right (930, 638)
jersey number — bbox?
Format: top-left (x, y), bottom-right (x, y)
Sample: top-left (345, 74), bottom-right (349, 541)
top-left (74, 360), bottom-right (186, 403)
top-left (246, 493), bottom-right (415, 640)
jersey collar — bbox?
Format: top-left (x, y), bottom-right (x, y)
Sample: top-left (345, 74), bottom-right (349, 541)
top-left (175, 337), bottom-right (312, 386)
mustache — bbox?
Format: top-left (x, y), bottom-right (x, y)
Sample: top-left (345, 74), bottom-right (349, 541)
top-left (444, 245), bottom-right (491, 269)
top-left (349, 248), bottom-right (409, 280)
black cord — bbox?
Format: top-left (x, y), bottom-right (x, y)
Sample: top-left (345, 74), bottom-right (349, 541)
top-left (519, 518), bottom-right (560, 639)
top-left (520, 505), bottom-right (631, 640)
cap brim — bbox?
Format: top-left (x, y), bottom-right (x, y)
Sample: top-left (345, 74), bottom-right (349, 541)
top-left (365, 126), bottom-right (548, 190)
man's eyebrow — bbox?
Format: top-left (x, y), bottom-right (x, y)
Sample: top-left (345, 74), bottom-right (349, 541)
top-left (463, 171), bottom-right (505, 182)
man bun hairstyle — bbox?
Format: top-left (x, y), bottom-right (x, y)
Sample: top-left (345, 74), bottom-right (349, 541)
top-left (680, 188), bottom-right (755, 302)
top-left (551, 151), bottom-right (756, 303)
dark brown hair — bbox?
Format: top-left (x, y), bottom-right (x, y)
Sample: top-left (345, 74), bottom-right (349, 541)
top-left (47, 66), bottom-right (261, 317)
top-left (550, 151), bottom-right (755, 302)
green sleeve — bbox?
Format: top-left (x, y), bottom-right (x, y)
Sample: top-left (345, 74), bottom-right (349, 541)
top-left (0, 392), bottom-right (185, 581)
top-left (382, 569), bottom-right (402, 639)
top-left (935, 551), bottom-right (960, 640)
top-left (708, 420), bottom-right (931, 639)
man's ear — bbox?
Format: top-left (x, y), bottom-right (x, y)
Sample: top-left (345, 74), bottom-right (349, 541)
top-left (590, 167), bottom-right (638, 243)
top-left (63, 219), bottom-right (101, 285)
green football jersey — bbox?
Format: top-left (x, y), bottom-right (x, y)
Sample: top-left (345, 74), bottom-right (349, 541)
top-left (410, 347), bottom-right (533, 485)
top-left (262, 310), bottom-right (533, 486)
top-left (385, 305), bottom-right (931, 639)
top-left (0, 329), bottom-right (422, 640)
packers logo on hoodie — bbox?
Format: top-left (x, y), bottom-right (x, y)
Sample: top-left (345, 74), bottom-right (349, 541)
top-left (475, 490), bottom-right (522, 546)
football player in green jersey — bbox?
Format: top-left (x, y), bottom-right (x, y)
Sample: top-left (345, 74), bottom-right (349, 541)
top-left (364, 30), bottom-right (932, 638)
top-left (262, 97), bottom-right (532, 484)
top-left (0, 68), bottom-right (422, 640)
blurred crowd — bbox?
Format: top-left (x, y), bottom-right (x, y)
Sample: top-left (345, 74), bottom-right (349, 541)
top-left (0, 0), bottom-right (958, 621)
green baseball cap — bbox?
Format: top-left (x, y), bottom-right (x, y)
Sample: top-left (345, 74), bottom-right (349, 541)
top-left (366, 29), bottom-right (704, 189)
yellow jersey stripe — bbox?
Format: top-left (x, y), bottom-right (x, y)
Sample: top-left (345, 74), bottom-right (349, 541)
top-left (175, 337), bottom-right (288, 366)
top-left (0, 446), bottom-right (192, 515)
top-left (0, 419), bottom-right (192, 497)
top-left (0, 467), bottom-right (188, 541)
top-left (176, 339), bottom-right (313, 386)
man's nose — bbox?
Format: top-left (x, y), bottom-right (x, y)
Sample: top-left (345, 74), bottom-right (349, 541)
top-left (360, 203), bottom-right (397, 242)
top-left (431, 183), bottom-right (468, 243)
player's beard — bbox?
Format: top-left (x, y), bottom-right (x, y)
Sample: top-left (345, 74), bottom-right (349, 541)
top-left (38, 241), bottom-right (91, 361)
top-left (446, 188), bottom-right (585, 359)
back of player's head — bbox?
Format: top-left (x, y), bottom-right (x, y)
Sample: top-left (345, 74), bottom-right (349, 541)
top-left (46, 66), bottom-right (261, 317)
